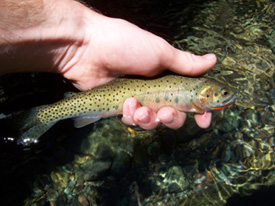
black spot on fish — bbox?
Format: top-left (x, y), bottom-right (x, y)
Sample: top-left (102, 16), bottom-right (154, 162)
top-left (214, 93), bottom-right (218, 97)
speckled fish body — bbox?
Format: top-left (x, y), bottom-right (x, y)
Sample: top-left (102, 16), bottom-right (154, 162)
top-left (17, 75), bottom-right (237, 145)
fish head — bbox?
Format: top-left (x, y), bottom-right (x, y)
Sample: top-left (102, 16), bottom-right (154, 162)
top-left (198, 80), bottom-right (237, 111)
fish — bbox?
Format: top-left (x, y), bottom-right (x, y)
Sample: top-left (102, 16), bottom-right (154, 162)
top-left (12, 75), bottom-right (237, 145)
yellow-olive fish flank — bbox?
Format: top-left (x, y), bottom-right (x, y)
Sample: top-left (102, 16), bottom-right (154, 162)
top-left (16, 75), bottom-right (237, 145)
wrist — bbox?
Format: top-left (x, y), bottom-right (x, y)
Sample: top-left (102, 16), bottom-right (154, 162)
top-left (0, 0), bottom-right (99, 75)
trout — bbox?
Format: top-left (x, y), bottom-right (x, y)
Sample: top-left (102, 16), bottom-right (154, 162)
top-left (14, 75), bottom-right (237, 145)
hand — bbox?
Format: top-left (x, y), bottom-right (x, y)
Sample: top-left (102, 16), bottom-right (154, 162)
top-left (0, 0), bottom-right (216, 129)
top-left (122, 98), bottom-right (212, 129)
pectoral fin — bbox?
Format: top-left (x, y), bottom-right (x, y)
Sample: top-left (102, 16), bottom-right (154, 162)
top-left (191, 103), bottom-right (204, 113)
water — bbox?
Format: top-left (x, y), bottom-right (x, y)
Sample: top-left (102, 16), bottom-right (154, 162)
top-left (0, 0), bottom-right (275, 205)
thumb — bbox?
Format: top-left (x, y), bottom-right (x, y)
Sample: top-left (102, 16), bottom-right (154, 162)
top-left (163, 47), bottom-right (217, 76)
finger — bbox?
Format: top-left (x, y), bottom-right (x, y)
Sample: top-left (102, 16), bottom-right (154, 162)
top-left (194, 111), bottom-right (212, 128)
top-left (122, 97), bottom-right (141, 126)
top-left (157, 107), bottom-right (186, 129)
top-left (162, 44), bottom-right (217, 76)
top-left (133, 106), bottom-right (160, 129)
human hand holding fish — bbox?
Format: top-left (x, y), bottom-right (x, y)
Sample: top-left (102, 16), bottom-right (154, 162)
top-left (0, 0), bottom-right (220, 136)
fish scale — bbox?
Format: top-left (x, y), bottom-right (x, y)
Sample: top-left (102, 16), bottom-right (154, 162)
top-left (15, 75), bottom-right (237, 145)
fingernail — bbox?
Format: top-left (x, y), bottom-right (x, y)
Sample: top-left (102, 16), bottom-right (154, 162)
top-left (203, 53), bottom-right (216, 60)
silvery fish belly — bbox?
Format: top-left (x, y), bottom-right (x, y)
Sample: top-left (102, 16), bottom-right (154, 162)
top-left (15, 75), bottom-right (237, 145)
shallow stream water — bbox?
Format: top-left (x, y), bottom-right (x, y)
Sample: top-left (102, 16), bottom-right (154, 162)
top-left (0, 0), bottom-right (275, 205)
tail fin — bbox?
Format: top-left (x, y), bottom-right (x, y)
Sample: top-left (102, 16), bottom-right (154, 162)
top-left (9, 106), bottom-right (56, 146)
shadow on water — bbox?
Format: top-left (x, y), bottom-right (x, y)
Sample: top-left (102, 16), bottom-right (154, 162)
top-left (3, 127), bottom-right (101, 204)
top-left (0, 73), bottom-right (80, 205)
top-left (0, 121), bottom-right (77, 205)
top-left (226, 185), bottom-right (275, 206)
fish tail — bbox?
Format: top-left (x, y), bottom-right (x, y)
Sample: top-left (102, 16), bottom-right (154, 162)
top-left (10, 105), bottom-right (56, 145)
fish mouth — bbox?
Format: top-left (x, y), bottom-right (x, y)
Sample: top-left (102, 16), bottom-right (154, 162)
top-left (222, 94), bottom-right (238, 105)
top-left (212, 94), bottom-right (238, 110)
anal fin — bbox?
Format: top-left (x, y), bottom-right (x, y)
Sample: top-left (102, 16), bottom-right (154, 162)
top-left (73, 116), bottom-right (101, 128)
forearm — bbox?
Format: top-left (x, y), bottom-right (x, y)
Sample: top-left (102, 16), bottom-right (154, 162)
top-left (0, 0), bottom-right (96, 75)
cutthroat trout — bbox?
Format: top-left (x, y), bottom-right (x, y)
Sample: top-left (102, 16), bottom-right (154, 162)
top-left (14, 75), bottom-right (237, 145)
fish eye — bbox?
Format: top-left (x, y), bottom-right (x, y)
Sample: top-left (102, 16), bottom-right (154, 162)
top-left (222, 90), bottom-right (229, 96)
top-left (221, 88), bottom-right (229, 96)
